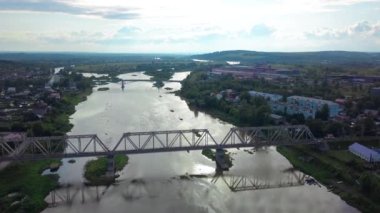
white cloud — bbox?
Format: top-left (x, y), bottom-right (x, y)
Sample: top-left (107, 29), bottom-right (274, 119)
top-left (305, 21), bottom-right (380, 39)
top-left (0, 0), bottom-right (379, 52)
top-left (0, 0), bottom-right (139, 20)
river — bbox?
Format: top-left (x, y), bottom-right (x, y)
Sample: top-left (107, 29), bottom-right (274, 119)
top-left (43, 71), bottom-right (358, 213)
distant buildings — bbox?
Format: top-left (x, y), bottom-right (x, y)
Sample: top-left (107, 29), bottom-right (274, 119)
top-left (247, 91), bottom-right (341, 119)
top-left (349, 143), bottom-right (380, 162)
top-left (329, 75), bottom-right (380, 84)
top-left (216, 89), bottom-right (240, 103)
top-left (248, 90), bottom-right (286, 113)
top-left (211, 66), bottom-right (256, 79)
top-left (210, 65), bottom-right (300, 80)
top-left (248, 91), bottom-right (282, 102)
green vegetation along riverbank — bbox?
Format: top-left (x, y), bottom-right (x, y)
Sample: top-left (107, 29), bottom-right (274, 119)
top-left (277, 142), bottom-right (380, 213)
top-left (84, 155), bottom-right (129, 185)
top-left (0, 69), bottom-right (94, 212)
top-left (75, 61), bottom-right (214, 88)
top-left (0, 160), bottom-right (60, 213)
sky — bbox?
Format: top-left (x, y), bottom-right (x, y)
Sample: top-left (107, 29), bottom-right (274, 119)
top-left (0, 0), bottom-right (379, 53)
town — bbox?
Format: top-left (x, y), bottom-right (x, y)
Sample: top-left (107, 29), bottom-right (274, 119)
top-left (0, 63), bottom-right (91, 140)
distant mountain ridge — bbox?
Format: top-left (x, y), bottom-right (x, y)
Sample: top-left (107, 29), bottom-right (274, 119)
top-left (192, 50), bottom-right (380, 65)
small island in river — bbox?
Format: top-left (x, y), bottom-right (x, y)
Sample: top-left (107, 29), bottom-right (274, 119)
top-left (84, 154), bottom-right (129, 185)
top-left (97, 87), bottom-right (110, 91)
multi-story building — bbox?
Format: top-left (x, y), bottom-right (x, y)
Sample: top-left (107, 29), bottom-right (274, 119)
top-left (247, 91), bottom-right (341, 119)
top-left (248, 91), bottom-right (285, 113)
top-left (248, 91), bottom-right (283, 102)
top-left (286, 96), bottom-right (341, 119)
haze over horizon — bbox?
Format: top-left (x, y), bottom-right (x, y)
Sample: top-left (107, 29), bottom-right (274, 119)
top-left (0, 0), bottom-right (379, 53)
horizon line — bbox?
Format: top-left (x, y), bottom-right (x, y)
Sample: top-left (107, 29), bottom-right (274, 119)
top-left (0, 49), bottom-right (380, 55)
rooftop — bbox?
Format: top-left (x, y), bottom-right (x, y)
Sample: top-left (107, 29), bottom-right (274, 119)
top-left (349, 143), bottom-right (380, 158)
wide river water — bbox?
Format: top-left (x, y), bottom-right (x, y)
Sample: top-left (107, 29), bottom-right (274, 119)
top-left (43, 72), bottom-right (358, 213)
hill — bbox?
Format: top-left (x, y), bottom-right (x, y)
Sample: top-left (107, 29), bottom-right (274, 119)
top-left (192, 50), bottom-right (380, 66)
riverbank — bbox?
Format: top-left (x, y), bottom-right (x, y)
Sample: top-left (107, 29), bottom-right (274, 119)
top-left (177, 72), bottom-right (272, 127)
top-left (277, 145), bottom-right (380, 213)
top-left (84, 155), bottom-right (129, 185)
top-left (178, 72), bottom-right (380, 212)
top-left (0, 160), bottom-right (60, 213)
top-left (0, 78), bottom-right (94, 212)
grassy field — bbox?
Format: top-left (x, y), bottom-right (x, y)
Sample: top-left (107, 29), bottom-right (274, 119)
top-left (277, 144), bottom-right (380, 213)
top-left (0, 160), bottom-right (60, 213)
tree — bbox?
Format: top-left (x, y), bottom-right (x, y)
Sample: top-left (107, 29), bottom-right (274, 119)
top-left (357, 117), bottom-right (376, 136)
top-left (287, 113), bottom-right (305, 124)
top-left (240, 91), bottom-right (251, 103)
top-left (11, 122), bottom-right (26, 131)
top-left (324, 121), bottom-right (344, 137)
top-left (316, 104), bottom-right (329, 121)
top-left (306, 119), bottom-right (324, 138)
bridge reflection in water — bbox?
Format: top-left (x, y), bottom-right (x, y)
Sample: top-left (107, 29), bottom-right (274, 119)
top-left (46, 170), bottom-right (312, 207)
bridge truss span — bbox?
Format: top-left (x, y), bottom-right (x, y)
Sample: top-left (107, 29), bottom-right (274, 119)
top-left (0, 134), bottom-right (110, 161)
top-left (112, 129), bottom-right (218, 154)
top-left (221, 125), bottom-right (317, 148)
top-left (0, 125), bottom-right (321, 161)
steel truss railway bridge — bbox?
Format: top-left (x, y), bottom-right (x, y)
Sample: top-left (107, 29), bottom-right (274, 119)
top-left (0, 125), bottom-right (321, 162)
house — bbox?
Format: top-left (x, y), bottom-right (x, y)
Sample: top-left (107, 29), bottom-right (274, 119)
top-left (7, 87), bottom-right (16, 94)
top-left (32, 101), bottom-right (49, 119)
top-left (223, 89), bottom-right (239, 102)
top-left (349, 143), bottom-right (380, 162)
top-left (215, 93), bottom-right (223, 100)
top-left (48, 92), bottom-right (61, 100)
top-left (32, 107), bottom-right (48, 119)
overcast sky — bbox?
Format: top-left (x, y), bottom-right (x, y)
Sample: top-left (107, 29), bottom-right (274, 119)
top-left (0, 0), bottom-right (379, 53)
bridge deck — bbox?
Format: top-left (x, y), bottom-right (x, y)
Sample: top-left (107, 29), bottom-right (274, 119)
top-left (0, 125), bottom-right (320, 161)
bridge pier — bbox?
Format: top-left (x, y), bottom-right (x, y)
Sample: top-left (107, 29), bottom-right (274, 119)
top-left (215, 148), bottom-right (229, 171)
top-left (105, 154), bottom-right (116, 179)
